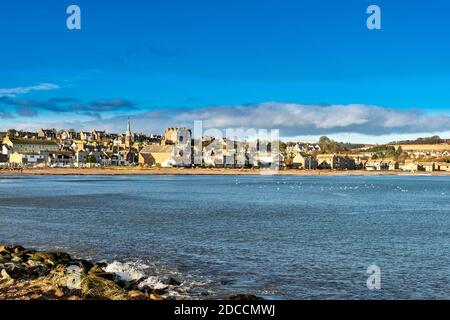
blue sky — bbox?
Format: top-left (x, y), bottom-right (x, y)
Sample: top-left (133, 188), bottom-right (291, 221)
top-left (1, 0), bottom-right (450, 143)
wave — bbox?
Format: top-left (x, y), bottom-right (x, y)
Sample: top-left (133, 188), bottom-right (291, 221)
top-left (104, 260), bottom-right (215, 299)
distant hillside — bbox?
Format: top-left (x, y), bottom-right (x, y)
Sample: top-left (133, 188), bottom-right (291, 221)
top-left (389, 136), bottom-right (450, 145)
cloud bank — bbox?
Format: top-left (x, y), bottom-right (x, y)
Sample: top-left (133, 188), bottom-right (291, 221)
top-left (168, 102), bottom-right (450, 136)
top-left (0, 97), bottom-right (135, 119)
top-left (0, 83), bottom-right (59, 98)
top-left (3, 100), bottom-right (450, 142)
top-left (16, 102), bottom-right (446, 137)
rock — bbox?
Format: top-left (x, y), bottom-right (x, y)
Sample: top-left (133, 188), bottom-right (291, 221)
top-left (120, 277), bottom-right (145, 291)
top-left (13, 245), bottom-right (25, 254)
top-left (39, 285), bottom-right (64, 298)
top-left (27, 259), bottom-right (45, 267)
top-left (89, 264), bottom-right (105, 274)
top-left (88, 270), bottom-right (116, 281)
top-left (3, 265), bottom-right (27, 279)
top-left (128, 290), bottom-right (148, 300)
top-left (28, 253), bottom-right (45, 262)
top-left (11, 252), bottom-right (23, 258)
top-left (28, 266), bottom-right (50, 278)
top-left (53, 252), bottom-right (72, 262)
top-left (1, 269), bottom-right (12, 280)
top-left (0, 254), bottom-right (11, 263)
top-left (224, 294), bottom-right (263, 300)
top-left (175, 297), bottom-right (187, 300)
top-left (80, 275), bottom-right (129, 300)
top-left (11, 256), bottom-right (22, 263)
top-left (53, 287), bottom-right (65, 298)
top-left (153, 288), bottom-right (168, 295)
top-left (164, 276), bottom-right (181, 286)
top-left (94, 262), bottom-right (108, 269)
top-left (4, 261), bottom-right (20, 268)
top-left (73, 259), bottom-right (94, 273)
top-left (88, 264), bottom-right (115, 281)
top-left (0, 246), bottom-right (10, 254)
top-left (149, 292), bottom-right (164, 300)
top-left (28, 252), bottom-right (71, 264)
top-left (45, 259), bottom-right (56, 267)
top-left (99, 272), bottom-right (116, 281)
top-left (0, 245), bottom-right (190, 300)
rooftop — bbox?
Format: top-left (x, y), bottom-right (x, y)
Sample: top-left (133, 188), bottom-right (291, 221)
top-left (6, 138), bottom-right (58, 146)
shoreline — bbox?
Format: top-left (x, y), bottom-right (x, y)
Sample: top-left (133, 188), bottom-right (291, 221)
top-left (1, 167), bottom-right (450, 176)
top-left (0, 244), bottom-right (260, 301)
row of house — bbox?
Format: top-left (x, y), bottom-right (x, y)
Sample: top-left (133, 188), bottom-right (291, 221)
top-left (393, 144), bottom-right (450, 158)
top-left (0, 136), bottom-right (137, 167)
top-left (139, 133), bottom-right (283, 168)
top-left (362, 160), bottom-right (450, 172)
top-left (1, 119), bottom-right (143, 167)
top-left (4, 128), bottom-right (161, 144)
top-left (400, 161), bottom-right (450, 172)
top-left (3, 124), bottom-right (450, 172)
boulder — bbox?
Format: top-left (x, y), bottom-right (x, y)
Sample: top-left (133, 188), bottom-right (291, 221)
top-left (28, 252), bottom-right (71, 264)
top-left (72, 259), bottom-right (94, 273)
top-left (47, 287), bottom-right (65, 298)
top-left (121, 277), bottom-right (146, 291)
top-left (94, 262), bottom-right (108, 269)
top-left (88, 270), bottom-right (116, 281)
top-left (28, 253), bottom-right (45, 262)
top-left (27, 259), bottom-right (45, 268)
top-left (11, 256), bottom-right (22, 263)
top-left (13, 245), bottom-right (25, 254)
top-left (152, 287), bottom-right (169, 295)
top-left (88, 264), bottom-right (105, 274)
top-left (2, 265), bottom-right (27, 280)
top-left (28, 266), bottom-right (50, 278)
top-left (164, 276), bottom-right (181, 286)
top-left (0, 245), bottom-right (11, 254)
top-left (80, 275), bottom-right (129, 300)
top-left (128, 290), bottom-right (148, 300)
top-left (149, 292), bottom-right (164, 300)
top-left (1, 269), bottom-right (12, 280)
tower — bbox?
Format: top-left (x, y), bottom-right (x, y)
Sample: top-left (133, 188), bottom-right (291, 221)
top-left (125, 117), bottom-right (133, 148)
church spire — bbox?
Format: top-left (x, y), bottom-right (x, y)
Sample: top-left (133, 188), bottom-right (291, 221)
top-left (125, 117), bottom-right (132, 148)
top-left (126, 117), bottom-right (131, 136)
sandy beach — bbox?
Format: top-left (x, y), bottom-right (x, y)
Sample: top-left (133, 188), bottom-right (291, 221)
top-left (1, 167), bottom-right (449, 176)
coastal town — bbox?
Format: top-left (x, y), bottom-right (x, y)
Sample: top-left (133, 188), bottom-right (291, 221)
top-left (1, 119), bottom-right (450, 173)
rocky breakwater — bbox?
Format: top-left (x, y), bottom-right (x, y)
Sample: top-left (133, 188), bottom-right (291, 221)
top-left (0, 244), bottom-right (174, 300)
top-left (0, 244), bottom-right (262, 300)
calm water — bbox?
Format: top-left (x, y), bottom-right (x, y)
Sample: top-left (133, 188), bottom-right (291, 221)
top-left (1, 174), bottom-right (450, 299)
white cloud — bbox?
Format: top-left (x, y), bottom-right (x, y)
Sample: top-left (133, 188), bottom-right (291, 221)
top-left (3, 102), bottom-right (450, 143)
top-left (0, 83), bottom-right (59, 97)
top-left (168, 102), bottom-right (450, 136)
